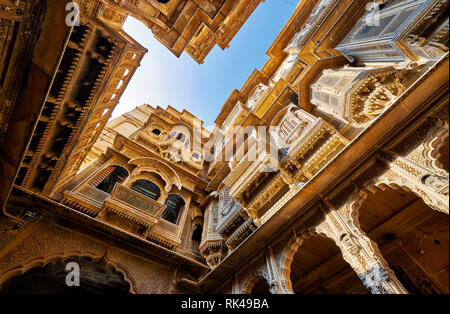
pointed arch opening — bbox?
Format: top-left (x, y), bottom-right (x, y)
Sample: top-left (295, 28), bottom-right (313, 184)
top-left (244, 275), bottom-right (271, 294)
top-left (250, 277), bottom-right (271, 294)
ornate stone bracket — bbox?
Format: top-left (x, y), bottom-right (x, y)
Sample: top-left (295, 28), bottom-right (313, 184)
top-left (199, 240), bottom-right (227, 269)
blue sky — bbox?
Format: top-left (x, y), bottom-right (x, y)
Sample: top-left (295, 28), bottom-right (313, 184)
top-left (112, 0), bottom-right (297, 128)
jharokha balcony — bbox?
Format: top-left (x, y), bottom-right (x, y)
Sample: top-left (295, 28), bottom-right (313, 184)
top-left (62, 183), bottom-right (166, 240)
top-left (100, 184), bottom-right (166, 236)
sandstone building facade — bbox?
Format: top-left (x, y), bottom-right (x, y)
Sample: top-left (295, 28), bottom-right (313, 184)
top-left (0, 0), bottom-right (448, 294)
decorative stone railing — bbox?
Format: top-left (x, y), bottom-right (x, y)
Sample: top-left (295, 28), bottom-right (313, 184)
top-left (80, 184), bottom-right (111, 203)
top-left (99, 184), bottom-right (166, 236)
top-left (109, 184), bottom-right (165, 216)
top-left (61, 184), bottom-right (110, 216)
top-left (286, 0), bottom-right (335, 51)
top-left (222, 101), bottom-right (248, 128)
top-left (278, 107), bottom-right (338, 183)
top-left (147, 219), bottom-right (183, 249)
top-left (245, 173), bottom-right (286, 224)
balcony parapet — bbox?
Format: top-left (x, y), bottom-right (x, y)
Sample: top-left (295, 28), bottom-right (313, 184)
top-left (147, 218), bottom-right (183, 249)
top-left (300, 132), bottom-right (349, 178)
top-left (222, 101), bottom-right (248, 129)
top-left (99, 184), bottom-right (166, 236)
top-left (245, 173), bottom-right (286, 224)
top-left (247, 83), bottom-right (271, 110)
top-left (61, 184), bottom-right (109, 216)
top-left (277, 107), bottom-right (340, 183)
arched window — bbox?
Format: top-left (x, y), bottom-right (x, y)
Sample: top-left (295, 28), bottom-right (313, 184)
top-left (192, 224), bottom-right (203, 243)
top-left (131, 179), bottom-right (161, 200)
top-left (161, 194), bottom-right (185, 224)
top-left (96, 166), bottom-right (128, 194)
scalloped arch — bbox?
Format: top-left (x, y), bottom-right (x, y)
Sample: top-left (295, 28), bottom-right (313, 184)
top-left (128, 157), bottom-right (182, 192)
top-left (0, 251), bottom-right (138, 294)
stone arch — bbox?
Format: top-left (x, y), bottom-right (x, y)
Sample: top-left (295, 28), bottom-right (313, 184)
top-left (422, 118), bottom-right (449, 174)
top-left (242, 270), bottom-right (272, 294)
top-left (130, 179), bottom-right (162, 201)
top-left (342, 179), bottom-right (448, 293)
top-left (378, 171), bottom-right (447, 214)
top-left (86, 164), bottom-right (130, 189)
top-left (0, 251), bottom-right (138, 294)
top-left (338, 184), bottom-right (397, 274)
top-left (128, 157), bottom-right (182, 192)
top-left (277, 229), bottom-right (331, 294)
top-left (126, 172), bottom-right (166, 200)
top-left (338, 180), bottom-right (436, 262)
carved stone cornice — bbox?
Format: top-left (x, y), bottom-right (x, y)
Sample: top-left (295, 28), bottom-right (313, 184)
top-left (225, 218), bottom-right (257, 251)
top-left (216, 205), bottom-right (246, 236)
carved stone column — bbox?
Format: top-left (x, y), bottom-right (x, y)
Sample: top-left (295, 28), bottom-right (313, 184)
top-left (317, 202), bottom-right (408, 294)
top-left (265, 247), bottom-right (282, 294)
top-left (272, 234), bottom-right (301, 294)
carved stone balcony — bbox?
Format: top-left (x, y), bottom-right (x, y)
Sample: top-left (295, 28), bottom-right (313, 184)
top-left (277, 106), bottom-right (346, 183)
top-left (225, 218), bottom-right (257, 251)
top-left (216, 203), bottom-right (246, 236)
top-left (247, 83), bottom-right (271, 109)
top-left (224, 141), bottom-right (279, 205)
top-left (99, 184), bottom-right (166, 237)
top-left (147, 218), bottom-right (183, 249)
top-left (62, 184), bottom-right (110, 216)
